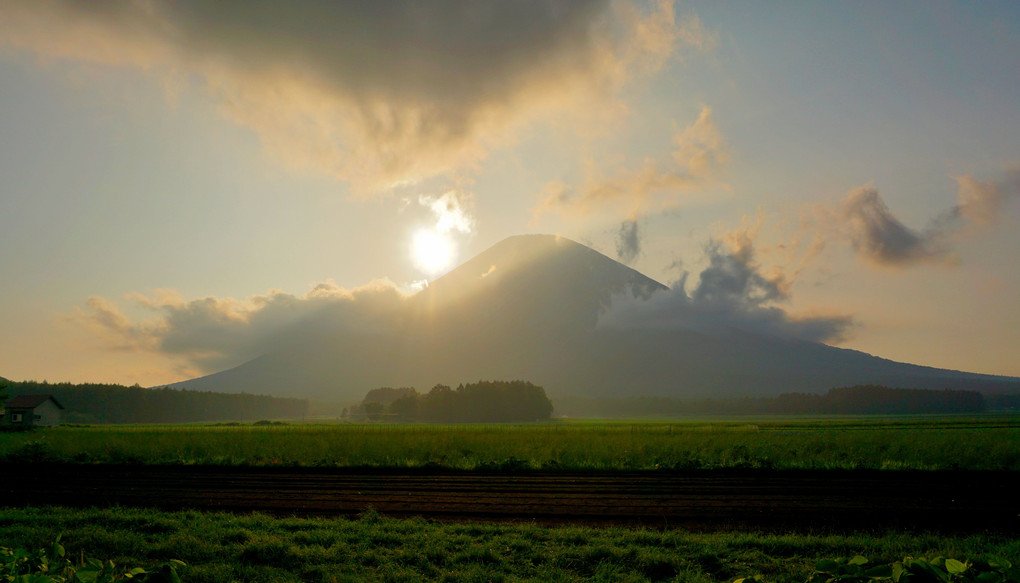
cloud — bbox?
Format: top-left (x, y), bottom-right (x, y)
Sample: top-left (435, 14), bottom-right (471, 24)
top-left (952, 168), bottom-right (1020, 228)
top-left (840, 186), bottom-right (953, 267)
top-left (615, 219), bottom-right (641, 264)
top-left (837, 169), bottom-right (1019, 268)
top-left (76, 297), bottom-right (156, 352)
top-left (600, 218), bottom-right (854, 343)
top-left (534, 105), bottom-right (729, 218)
top-left (72, 280), bottom-right (409, 373)
top-left (0, 0), bottom-right (702, 192)
top-left (419, 190), bottom-right (474, 235)
top-left (692, 238), bottom-right (786, 307)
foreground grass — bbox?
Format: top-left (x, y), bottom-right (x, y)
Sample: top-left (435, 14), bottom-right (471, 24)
top-left (2, 417), bottom-right (1019, 471)
top-left (1, 506), bottom-right (1017, 583)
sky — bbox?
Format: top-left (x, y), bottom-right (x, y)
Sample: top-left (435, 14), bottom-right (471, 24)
top-left (1, 0), bottom-right (1018, 387)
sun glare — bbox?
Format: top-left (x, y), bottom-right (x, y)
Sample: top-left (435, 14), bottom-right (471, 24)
top-left (412, 229), bottom-right (455, 276)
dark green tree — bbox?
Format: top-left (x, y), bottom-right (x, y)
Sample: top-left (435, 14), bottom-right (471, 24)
top-left (362, 402), bottom-right (385, 421)
top-left (413, 381), bottom-right (552, 423)
top-left (420, 384), bottom-right (454, 422)
top-left (388, 394), bottom-right (420, 422)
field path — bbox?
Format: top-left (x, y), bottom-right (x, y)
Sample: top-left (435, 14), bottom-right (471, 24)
top-left (3, 465), bottom-right (1016, 532)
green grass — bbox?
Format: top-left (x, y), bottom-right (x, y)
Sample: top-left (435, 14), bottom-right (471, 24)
top-left (2, 416), bottom-right (1019, 471)
top-left (1, 506), bottom-right (1018, 582)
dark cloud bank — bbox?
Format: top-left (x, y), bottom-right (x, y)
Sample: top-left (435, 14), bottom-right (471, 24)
top-left (1, 0), bottom-right (694, 189)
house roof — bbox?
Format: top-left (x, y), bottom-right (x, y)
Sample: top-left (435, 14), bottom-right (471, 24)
top-left (5, 394), bottom-right (64, 410)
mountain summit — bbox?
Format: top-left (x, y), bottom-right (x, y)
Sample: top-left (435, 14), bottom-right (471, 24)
top-left (411, 234), bottom-right (666, 336)
top-left (168, 234), bottom-right (1019, 401)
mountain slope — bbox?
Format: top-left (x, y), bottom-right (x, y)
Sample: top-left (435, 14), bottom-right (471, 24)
top-left (168, 234), bottom-right (1020, 401)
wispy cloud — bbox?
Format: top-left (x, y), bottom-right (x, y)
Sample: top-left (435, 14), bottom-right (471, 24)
top-left (419, 191), bottom-right (474, 236)
top-left (840, 186), bottom-right (953, 267)
top-left (835, 168), bottom-right (1020, 268)
top-left (534, 105), bottom-right (729, 219)
top-left (614, 219), bottom-right (642, 264)
top-left (0, 0), bottom-right (699, 192)
top-left (952, 169), bottom-right (1020, 229)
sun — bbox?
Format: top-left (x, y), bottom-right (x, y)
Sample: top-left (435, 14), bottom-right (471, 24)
top-left (411, 228), bottom-right (455, 276)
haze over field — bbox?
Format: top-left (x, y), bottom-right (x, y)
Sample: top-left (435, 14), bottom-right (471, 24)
top-left (1, 2), bottom-right (1019, 388)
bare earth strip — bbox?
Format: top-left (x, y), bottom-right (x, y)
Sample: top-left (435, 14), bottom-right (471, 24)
top-left (2, 465), bottom-right (1017, 532)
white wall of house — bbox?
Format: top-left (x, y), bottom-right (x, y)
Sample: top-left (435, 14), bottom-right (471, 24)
top-left (32, 400), bottom-right (62, 426)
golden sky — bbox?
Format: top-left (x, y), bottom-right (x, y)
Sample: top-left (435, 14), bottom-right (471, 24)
top-left (1, 1), bottom-right (1018, 386)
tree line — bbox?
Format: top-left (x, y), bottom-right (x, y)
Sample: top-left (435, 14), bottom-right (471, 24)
top-left (0, 379), bottom-right (308, 424)
top-left (555, 385), bottom-right (989, 418)
top-left (351, 380), bottom-right (554, 423)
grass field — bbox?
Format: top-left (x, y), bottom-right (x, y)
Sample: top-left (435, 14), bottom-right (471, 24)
top-left (2, 506), bottom-right (1018, 583)
top-left (2, 416), bottom-right (1019, 471)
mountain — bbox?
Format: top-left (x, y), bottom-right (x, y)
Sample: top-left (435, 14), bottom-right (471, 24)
top-left (166, 234), bottom-right (1020, 401)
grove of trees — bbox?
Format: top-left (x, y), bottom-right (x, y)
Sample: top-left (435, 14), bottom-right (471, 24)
top-left (355, 380), bottom-right (554, 423)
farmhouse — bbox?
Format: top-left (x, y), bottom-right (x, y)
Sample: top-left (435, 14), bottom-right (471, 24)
top-left (2, 394), bottom-right (64, 429)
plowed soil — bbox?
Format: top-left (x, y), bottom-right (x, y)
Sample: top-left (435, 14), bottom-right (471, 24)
top-left (2, 465), bottom-right (1016, 532)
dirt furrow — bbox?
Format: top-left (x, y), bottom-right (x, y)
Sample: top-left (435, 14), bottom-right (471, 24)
top-left (2, 465), bottom-right (1016, 532)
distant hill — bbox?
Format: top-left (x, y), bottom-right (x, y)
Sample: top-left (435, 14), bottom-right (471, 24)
top-left (166, 234), bottom-right (1020, 402)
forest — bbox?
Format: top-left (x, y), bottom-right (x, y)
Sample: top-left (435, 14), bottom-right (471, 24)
top-left (352, 380), bottom-right (554, 423)
top-left (554, 385), bottom-right (989, 418)
top-left (0, 379), bottom-right (308, 424)
top-left (2, 378), bottom-right (1004, 425)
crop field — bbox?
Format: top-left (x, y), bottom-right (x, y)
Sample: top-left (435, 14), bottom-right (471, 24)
top-left (2, 506), bottom-right (1019, 583)
top-left (3, 417), bottom-right (1019, 581)
top-left (2, 416), bottom-right (1019, 471)
top-left (6, 464), bottom-right (1018, 533)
